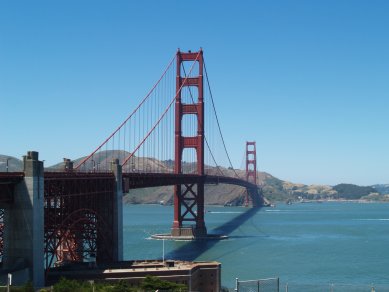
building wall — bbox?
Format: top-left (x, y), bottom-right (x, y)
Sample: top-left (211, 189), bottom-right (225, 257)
top-left (47, 260), bottom-right (221, 291)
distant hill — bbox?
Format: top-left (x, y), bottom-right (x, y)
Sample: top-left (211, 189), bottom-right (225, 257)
top-left (47, 151), bottom-right (385, 204)
top-left (333, 184), bottom-right (377, 200)
top-left (0, 155), bottom-right (23, 172)
top-left (19, 150), bottom-right (274, 206)
top-left (1, 152), bottom-right (387, 204)
top-left (372, 184), bottom-right (389, 195)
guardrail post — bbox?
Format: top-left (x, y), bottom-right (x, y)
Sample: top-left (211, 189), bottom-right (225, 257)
top-left (7, 273), bottom-right (11, 292)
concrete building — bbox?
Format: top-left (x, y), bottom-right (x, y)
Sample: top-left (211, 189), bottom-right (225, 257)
top-left (47, 260), bottom-right (221, 292)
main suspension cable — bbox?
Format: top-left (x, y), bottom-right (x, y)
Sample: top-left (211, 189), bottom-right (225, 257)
top-left (121, 51), bottom-right (202, 167)
top-left (180, 63), bottom-right (224, 176)
top-left (74, 53), bottom-right (177, 170)
top-left (203, 57), bottom-right (239, 178)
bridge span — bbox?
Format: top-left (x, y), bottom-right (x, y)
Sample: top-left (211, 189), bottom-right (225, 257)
top-left (0, 49), bottom-right (264, 287)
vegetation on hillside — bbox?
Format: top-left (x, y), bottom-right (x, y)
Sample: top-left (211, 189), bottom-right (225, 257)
top-left (332, 184), bottom-right (376, 200)
top-left (261, 177), bottom-right (289, 201)
top-left (372, 184), bottom-right (389, 195)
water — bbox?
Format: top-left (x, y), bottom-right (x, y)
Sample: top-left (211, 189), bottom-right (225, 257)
top-left (123, 202), bottom-right (389, 289)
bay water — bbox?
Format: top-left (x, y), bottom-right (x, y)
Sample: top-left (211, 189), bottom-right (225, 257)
top-left (123, 202), bottom-right (389, 290)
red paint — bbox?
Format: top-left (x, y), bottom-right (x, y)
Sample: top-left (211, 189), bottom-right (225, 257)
top-left (173, 49), bottom-right (206, 234)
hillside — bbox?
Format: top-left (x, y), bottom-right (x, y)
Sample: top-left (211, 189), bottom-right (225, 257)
top-left (332, 184), bottom-right (377, 200)
top-left (372, 184), bottom-right (389, 195)
top-left (0, 155), bottom-right (23, 172)
top-left (1, 152), bottom-right (386, 204)
top-left (47, 150), bottom-right (272, 206)
top-left (45, 152), bottom-right (389, 204)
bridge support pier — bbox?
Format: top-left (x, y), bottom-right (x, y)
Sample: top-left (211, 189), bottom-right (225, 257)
top-left (3, 151), bottom-right (44, 287)
top-left (171, 182), bottom-right (207, 238)
top-left (111, 159), bottom-right (123, 261)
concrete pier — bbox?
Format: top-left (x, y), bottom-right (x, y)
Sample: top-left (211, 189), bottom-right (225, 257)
top-left (3, 151), bottom-right (44, 287)
top-left (111, 159), bottom-right (123, 261)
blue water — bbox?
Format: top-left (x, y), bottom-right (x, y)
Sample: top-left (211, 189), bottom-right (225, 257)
top-left (123, 202), bottom-right (389, 289)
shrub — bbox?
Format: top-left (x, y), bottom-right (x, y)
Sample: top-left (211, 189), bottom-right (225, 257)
top-left (53, 277), bottom-right (91, 292)
top-left (140, 276), bottom-right (187, 291)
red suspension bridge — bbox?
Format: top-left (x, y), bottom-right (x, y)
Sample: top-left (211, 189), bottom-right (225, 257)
top-left (0, 49), bottom-right (263, 286)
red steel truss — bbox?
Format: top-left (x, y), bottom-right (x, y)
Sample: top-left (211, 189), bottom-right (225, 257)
top-left (172, 49), bottom-right (207, 237)
top-left (44, 172), bottom-right (115, 269)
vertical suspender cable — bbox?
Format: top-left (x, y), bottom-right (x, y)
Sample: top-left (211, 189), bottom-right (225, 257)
top-left (203, 58), bottom-right (239, 178)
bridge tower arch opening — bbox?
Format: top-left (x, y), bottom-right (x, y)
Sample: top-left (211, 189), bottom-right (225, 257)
top-left (172, 49), bottom-right (207, 238)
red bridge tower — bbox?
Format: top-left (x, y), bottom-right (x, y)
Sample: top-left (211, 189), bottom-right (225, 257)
top-left (245, 141), bottom-right (257, 206)
top-left (171, 49), bottom-right (207, 238)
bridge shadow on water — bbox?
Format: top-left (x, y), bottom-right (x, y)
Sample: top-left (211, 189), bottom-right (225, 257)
top-left (166, 207), bottom-right (262, 261)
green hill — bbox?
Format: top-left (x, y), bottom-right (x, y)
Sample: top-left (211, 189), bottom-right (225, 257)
top-left (333, 184), bottom-right (376, 200)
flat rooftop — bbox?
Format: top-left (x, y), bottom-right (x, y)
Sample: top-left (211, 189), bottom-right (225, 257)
top-left (47, 259), bottom-right (221, 284)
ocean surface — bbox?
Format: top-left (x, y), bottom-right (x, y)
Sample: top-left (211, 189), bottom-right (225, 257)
top-left (122, 202), bottom-right (389, 290)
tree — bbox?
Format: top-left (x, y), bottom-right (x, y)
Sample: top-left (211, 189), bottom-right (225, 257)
top-left (140, 276), bottom-right (187, 291)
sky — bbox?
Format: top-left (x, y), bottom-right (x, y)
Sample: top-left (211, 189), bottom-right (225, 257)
top-left (1, 0), bottom-right (389, 186)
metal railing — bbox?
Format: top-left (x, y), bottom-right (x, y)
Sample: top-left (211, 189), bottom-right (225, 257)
top-left (284, 283), bottom-right (389, 292)
top-left (233, 278), bottom-right (389, 292)
top-left (235, 277), bottom-right (280, 292)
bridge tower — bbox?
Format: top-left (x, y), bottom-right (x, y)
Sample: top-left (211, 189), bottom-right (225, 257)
top-left (172, 49), bottom-right (207, 238)
top-left (245, 141), bottom-right (257, 206)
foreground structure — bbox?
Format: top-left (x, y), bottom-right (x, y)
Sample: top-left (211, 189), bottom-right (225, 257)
top-left (47, 260), bottom-right (221, 292)
top-left (0, 152), bottom-right (123, 288)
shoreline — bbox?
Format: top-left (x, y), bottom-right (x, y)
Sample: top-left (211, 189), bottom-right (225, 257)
top-left (123, 199), bottom-right (389, 207)
top-left (283, 198), bottom-right (389, 204)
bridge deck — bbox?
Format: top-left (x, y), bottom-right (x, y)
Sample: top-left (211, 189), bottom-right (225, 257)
top-left (121, 172), bottom-right (258, 192)
top-left (0, 171), bottom-right (260, 204)
top-left (0, 171), bottom-right (259, 190)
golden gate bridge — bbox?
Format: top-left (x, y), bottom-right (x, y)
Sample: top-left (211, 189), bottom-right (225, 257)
top-left (0, 49), bottom-right (262, 286)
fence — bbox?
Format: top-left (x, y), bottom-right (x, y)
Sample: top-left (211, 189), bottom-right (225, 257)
top-left (233, 278), bottom-right (389, 292)
top-left (284, 283), bottom-right (389, 292)
top-left (235, 277), bottom-right (280, 292)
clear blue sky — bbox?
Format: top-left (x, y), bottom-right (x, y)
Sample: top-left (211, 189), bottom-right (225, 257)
top-left (1, 0), bottom-right (388, 186)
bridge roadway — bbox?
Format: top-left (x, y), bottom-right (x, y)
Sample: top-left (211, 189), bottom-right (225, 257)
top-left (0, 171), bottom-right (259, 201)
top-left (122, 172), bottom-right (259, 191)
